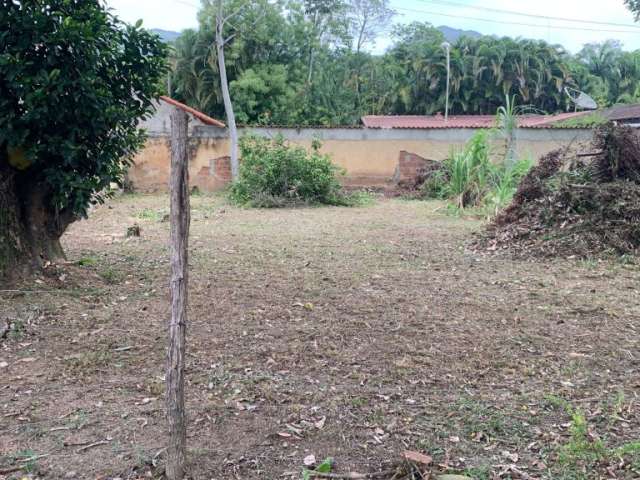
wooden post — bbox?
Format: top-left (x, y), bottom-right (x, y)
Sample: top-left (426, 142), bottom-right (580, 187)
top-left (166, 107), bottom-right (190, 480)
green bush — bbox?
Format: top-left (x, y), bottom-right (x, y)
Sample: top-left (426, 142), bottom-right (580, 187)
top-left (229, 135), bottom-right (347, 207)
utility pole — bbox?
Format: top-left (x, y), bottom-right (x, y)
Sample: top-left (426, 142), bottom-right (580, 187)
top-left (441, 41), bottom-right (451, 123)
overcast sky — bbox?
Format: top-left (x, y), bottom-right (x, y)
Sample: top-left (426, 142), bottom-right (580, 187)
top-left (104, 0), bottom-right (640, 53)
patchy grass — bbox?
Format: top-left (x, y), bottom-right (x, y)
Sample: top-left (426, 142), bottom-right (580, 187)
top-left (0, 193), bottom-right (639, 479)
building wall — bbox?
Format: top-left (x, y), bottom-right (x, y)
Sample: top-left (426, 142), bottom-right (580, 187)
top-left (126, 126), bottom-right (594, 192)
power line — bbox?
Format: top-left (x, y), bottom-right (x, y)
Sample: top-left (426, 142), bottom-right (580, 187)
top-left (172, 0), bottom-right (199, 8)
top-left (414, 0), bottom-right (640, 29)
top-left (394, 6), bottom-right (640, 34)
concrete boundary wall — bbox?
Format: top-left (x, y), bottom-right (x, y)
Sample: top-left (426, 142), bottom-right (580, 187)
top-left (191, 125), bottom-right (593, 143)
top-left (128, 125), bottom-right (594, 192)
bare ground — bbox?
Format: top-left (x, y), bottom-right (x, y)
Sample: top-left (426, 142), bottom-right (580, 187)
top-left (1, 194), bottom-right (639, 480)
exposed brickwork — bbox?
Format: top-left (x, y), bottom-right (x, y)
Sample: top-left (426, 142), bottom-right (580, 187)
top-left (393, 151), bottom-right (432, 186)
top-left (193, 156), bottom-right (232, 192)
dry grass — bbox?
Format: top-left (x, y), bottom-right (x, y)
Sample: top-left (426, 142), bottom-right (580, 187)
top-left (1, 193), bottom-right (639, 479)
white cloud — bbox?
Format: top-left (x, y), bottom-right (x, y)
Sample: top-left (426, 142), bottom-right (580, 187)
top-left (103, 0), bottom-right (199, 32)
top-left (392, 0), bottom-right (640, 52)
top-left (102, 0), bottom-right (640, 53)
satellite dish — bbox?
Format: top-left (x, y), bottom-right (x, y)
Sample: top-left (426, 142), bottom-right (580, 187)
top-left (565, 87), bottom-right (598, 111)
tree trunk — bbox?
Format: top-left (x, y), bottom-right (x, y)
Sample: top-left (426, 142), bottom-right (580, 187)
top-left (0, 163), bottom-right (72, 281)
top-left (216, 1), bottom-right (240, 179)
top-left (166, 107), bottom-right (190, 480)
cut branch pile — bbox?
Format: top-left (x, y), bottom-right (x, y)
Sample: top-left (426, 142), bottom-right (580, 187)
top-left (475, 124), bottom-right (640, 258)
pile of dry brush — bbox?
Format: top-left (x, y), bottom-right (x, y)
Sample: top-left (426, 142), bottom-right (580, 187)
top-left (475, 124), bottom-right (640, 258)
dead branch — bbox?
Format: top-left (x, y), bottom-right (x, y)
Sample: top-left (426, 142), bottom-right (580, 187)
top-left (76, 440), bottom-right (109, 453)
top-left (576, 151), bottom-right (604, 157)
top-left (18, 453), bottom-right (49, 463)
top-left (0, 466), bottom-right (24, 475)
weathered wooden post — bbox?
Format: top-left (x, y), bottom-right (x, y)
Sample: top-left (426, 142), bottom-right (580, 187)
top-left (166, 107), bottom-right (190, 480)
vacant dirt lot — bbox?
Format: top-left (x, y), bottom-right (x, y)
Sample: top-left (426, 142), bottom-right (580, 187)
top-left (1, 194), bottom-right (639, 480)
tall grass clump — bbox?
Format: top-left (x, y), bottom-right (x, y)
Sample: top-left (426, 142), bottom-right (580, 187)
top-left (229, 135), bottom-right (368, 207)
top-left (422, 96), bottom-right (534, 215)
top-left (422, 130), bottom-right (532, 215)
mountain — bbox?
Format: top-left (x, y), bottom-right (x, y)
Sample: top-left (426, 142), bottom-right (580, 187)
top-left (150, 29), bottom-right (182, 43)
top-left (437, 26), bottom-right (483, 42)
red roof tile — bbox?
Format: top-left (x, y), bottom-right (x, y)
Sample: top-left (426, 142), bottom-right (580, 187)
top-left (362, 111), bottom-right (590, 129)
top-left (160, 96), bottom-right (226, 128)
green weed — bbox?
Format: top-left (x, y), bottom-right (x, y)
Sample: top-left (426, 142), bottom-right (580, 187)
top-left (77, 256), bottom-right (98, 266)
top-left (136, 208), bottom-right (165, 221)
top-left (99, 266), bottom-right (121, 284)
top-left (463, 465), bottom-right (492, 480)
top-left (422, 130), bottom-right (532, 216)
top-left (553, 404), bottom-right (640, 478)
top-left (8, 319), bottom-right (26, 340)
top-left (302, 457), bottom-right (333, 480)
top-left (558, 411), bottom-right (607, 467)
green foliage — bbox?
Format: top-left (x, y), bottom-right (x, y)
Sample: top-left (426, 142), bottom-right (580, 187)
top-left (547, 398), bottom-right (640, 479)
top-left (342, 190), bottom-right (377, 207)
top-left (422, 130), bottom-right (532, 215)
top-left (77, 257), bottom-right (98, 267)
top-left (558, 113), bottom-right (609, 128)
top-left (0, 0), bottom-right (168, 217)
top-left (229, 135), bottom-right (346, 207)
top-left (427, 130), bottom-right (493, 208)
top-left (230, 65), bottom-right (297, 125)
top-left (483, 156), bottom-right (533, 215)
top-left (137, 208), bottom-right (165, 222)
top-left (627, 0), bottom-right (640, 19)
top-left (173, 2), bottom-right (640, 126)
top-left (302, 457), bottom-right (334, 480)
top-left (558, 411), bottom-right (607, 467)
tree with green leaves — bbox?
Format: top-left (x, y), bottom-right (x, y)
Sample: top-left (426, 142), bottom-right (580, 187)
top-left (169, 4), bottom-right (640, 125)
top-left (348, 0), bottom-right (395, 54)
top-left (0, 0), bottom-right (167, 278)
top-left (626, 0), bottom-right (640, 18)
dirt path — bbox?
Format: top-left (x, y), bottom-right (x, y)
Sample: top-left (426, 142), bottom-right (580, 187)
top-left (1, 194), bottom-right (639, 479)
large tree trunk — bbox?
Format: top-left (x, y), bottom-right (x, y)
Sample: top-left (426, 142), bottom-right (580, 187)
top-left (0, 163), bottom-right (73, 280)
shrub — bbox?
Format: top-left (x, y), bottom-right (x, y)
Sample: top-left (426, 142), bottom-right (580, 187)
top-left (229, 135), bottom-right (346, 207)
top-left (483, 156), bottom-right (533, 216)
top-left (422, 130), bottom-right (532, 215)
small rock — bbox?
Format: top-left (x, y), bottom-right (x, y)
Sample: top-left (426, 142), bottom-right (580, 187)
top-left (402, 450), bottom-right (433, 465)
top-left (0, 361), bottom-right (8, 369)
top-left (303, 454), bottom-right (316, 466)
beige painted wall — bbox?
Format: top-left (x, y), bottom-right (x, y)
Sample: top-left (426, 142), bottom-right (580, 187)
top-left (127, 128), bottom-right (593, 192)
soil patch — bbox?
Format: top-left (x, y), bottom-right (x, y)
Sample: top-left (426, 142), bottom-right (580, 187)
top-left (1, 194), bottom-right (639, 479)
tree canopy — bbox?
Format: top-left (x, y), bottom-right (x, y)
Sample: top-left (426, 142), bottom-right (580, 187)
top-left (0, 0), bottom-right (167, 276)
top-left (169, 0), bottom-right (640, 126)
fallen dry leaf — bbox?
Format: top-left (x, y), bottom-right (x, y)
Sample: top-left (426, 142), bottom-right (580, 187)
top-left (314, 416), bottom-right (326, 429)
top-left (402, 450), bottom-right (433, 466)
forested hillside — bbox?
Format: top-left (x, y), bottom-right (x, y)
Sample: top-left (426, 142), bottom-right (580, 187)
top-left (166, 0), bottom-right (640, 126)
